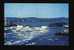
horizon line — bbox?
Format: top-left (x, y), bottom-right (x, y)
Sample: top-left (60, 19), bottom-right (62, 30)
top-left (5, 17), bottom-right (68, 18)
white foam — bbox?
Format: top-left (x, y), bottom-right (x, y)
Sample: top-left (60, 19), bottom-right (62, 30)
top-left (64, 29), bottom-right (69, 33)
top-left (16, 25), bottom-right (23, 31)
top-left (48, 39), bottom-right (53, 41)
top-left (64, 25), bottom-right (69, 27)
top-left (12, 40), bottom-right (21, 44)
top-left (25, 42), bottom-right (36, 45)
top-left (11, 25), bottom-right (49, 41)
top-left (41, 26), bottom-right (48, 29)
top-left (4, 41), bottom-right (12, 45)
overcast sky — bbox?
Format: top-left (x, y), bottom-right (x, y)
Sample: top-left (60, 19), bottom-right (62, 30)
top-left (4, 3), bottom-right (69, 18)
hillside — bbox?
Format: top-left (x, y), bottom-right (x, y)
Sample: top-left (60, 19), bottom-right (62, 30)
top-left (4, 17), bottom-right (68, 27)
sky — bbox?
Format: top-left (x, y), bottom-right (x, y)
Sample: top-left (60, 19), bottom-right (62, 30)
top-left (4, 3), bottom-right (69, 18)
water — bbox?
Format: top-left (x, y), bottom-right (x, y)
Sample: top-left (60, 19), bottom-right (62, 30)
top-left (4, 26), bottom-right (69, 45)
top-left (4, 17), bottom-right (69, 45)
